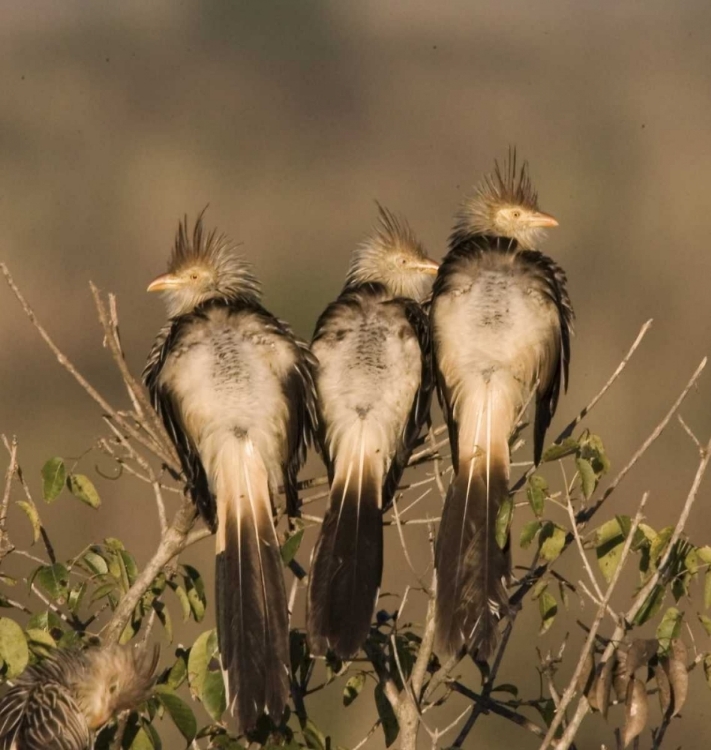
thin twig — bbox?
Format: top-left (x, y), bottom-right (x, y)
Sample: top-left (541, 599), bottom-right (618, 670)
top-left (0, 435), bottom-right (18, 560)
top-left (1, 264), bottom-right (176, 467)
top-left (538, 493), bottom-right (649, 748)
top-left (451, 682), bottom-right (547, 739)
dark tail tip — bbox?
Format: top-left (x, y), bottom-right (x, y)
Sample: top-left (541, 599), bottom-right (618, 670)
top-left (217, 507), bottom-right (290, 732)
top-left (434, 461), bottom-right (511, 662)
top-left (307, 478), bottom-right (383, 659)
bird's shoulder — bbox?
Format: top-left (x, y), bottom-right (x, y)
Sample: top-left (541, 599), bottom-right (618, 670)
top-left (433, 234), bottom-right (517, 296)
top-left (312, 282), bottom-right (410, 343)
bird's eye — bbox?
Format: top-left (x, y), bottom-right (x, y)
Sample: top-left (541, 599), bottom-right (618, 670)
top-left (109, 683), bottom-right (118, 694)
top-left (190, 272), bottom-right (199, 281)
top-left (400, 257), bottom-right (407, 265)
top-left (512, 210), bottom-right (521, 219)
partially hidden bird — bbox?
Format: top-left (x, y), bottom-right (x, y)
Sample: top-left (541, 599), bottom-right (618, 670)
top-left (143, 214), bottom-right (317, 731)
top-left (0, 643), bottom-right (157, 750)
top-left (307, 204), bottom-right (439, 659)
top-left (430, 152), bottom-right (574, 660)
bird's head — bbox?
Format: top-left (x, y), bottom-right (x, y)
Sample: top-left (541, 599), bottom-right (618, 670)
top-left (346, 203), bottom-right (439, 301)
top-left (148, 211), bottom-right (260, 317)
top-left (457, 149), bottom-right (558, 249)
top-left (79, 645), bottom-right (159, 729)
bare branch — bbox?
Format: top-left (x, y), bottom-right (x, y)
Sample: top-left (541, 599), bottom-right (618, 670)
top-left (0, 435), bottom-right (18, 560)
top-left (538, 493), bottom-right (649, 748)
top-left (102, 497), bottom-right (197, 643)
top-left (1, 264), bottom-right (176, 467)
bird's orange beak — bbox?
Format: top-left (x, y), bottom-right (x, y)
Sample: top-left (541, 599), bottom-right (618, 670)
top-left (528, 211), bottom-right (559, 228)
top-left (414, 258), bottom-right (440, 275)
top-left (146, 273), bottom-right (184, 292)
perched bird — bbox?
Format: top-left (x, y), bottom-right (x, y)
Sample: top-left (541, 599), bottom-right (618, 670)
top-left (307, 205), bottom-right (439, 659)
top-left (0, 644), bottom-right (157, 750)
top-left (143, 214), bottom-right (317, 731)
top-left (430, 152), bottom-right (573, 660)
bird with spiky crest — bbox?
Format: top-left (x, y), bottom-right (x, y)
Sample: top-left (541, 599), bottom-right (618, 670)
top-left (430, 150), bottom-right (574, 661)
top-left (0, 644), bottom-right (158, 749)
top-left (306, 204), bottom-right (439, 659)
top-left (143, 212), bottom-right (317, 732)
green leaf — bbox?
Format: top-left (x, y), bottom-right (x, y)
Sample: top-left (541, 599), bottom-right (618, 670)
top-left (91, 581), bottom-right (116, 603)
top-left (68, 582), bottom-right (87, 614)
top-left (526, 475), bottom-right (547, 517)
top-left (183, 565), bottom-right (206, 623)
top-left (155, 685), bottom-right (197, 741)
top-left (531, 580), bottom-right (548, 600)
top-left (0, 617), bottom-right (29, 678)
top-left (168, 582), bottom-right (191, 622)
top-left (634, 584), bottom-right (666, 626)
top-left (128, 726), bottom-right (155, 750)
top-left (154, 600), bottom-right (173, 642)
top-left (698, 613), bottom-right (711, 637)
top-left (202, 670), bottom-right (227, 723)
top-left (300, 717), bottom-right (327, 750)
top-left (143, 722), bottom-right (162, 750)
top-left (697, 546), bottom-right (711, 565)
top-left (704, 654), bottom-right (711, 689)
top-left (289, 630), bottom-right (311, 686)
top-left (650, 526), bottom-right (674, 566)
top-left (165, 649), bottom-right (189, 690)
top-left (656, 607), bottom-right (683, 653)
top-left (343, 672), bottom-right (366, 706)
top-left (15, 501), bottom-right (41, 543)
top-left (579, 433), bottom-right (611, 475)
top-left (82, 549), bottom-right (109, 576)
top-left (495, 495), bottom-right (513, 550)
top-left (374, 683), bottom-right (399, 747)
top-left (41, 458), bottom-right (66, 502)
top-left (538, 590), bottom-right (558, 634)
top-left (25, 627), bottom-right (56, 648)
top-left (27, 610), bottom-right (64, 635)
top-left (705, 571), bottom-right (711, 610)
top-left (32, 563), bottom-right (70, 602)
top-left (541, 437), bottom-right (579, 463)
top-left (281, 528), bottom-right (304, 564)
top-left (119, 551), bottom-right (138, 588)
top-left (187, 629), bottom-right (224, 722)
top-left (576, 457), bottom-right (596, 500)
top-left (539, 522), bottom-right (567, 563)
top-left (594, 518), bottom-right (626, 582)
top-left (520, 520), bottom-right (541, 549)
top-left (67, 473), bottom-right (101, 508)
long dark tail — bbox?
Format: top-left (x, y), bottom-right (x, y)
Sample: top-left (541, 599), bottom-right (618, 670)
top-left (435, 387), bottom-right (512, 661)
top-left (213, 436), bottom-right (289, 732)
top-left (307, 424), bottom-right (383, 659)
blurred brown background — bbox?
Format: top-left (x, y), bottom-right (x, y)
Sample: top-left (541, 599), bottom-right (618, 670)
top-left (1, 1), bottom-right (710, 747)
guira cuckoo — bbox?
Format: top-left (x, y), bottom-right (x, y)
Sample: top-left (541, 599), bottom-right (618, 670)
top-left (143, 214), bottom-right (317, 731)
top-left (430, 153), bottom-right (573, 660)
top-left (0, 644), bottom-right (157, 750)
top-left (307, 205), bottom-right (439, 659)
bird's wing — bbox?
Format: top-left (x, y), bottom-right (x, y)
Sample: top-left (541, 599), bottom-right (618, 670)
top-left (143, 317), bottom-right (215, 528)
top-left (381, 297), bottom-right (434, 510)
top-left (518, 250), bottom-right (574, 463)
top-left (260, 311), bottom-right (319, 516)
top-left (0, 682), bottom-right (90, 750)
